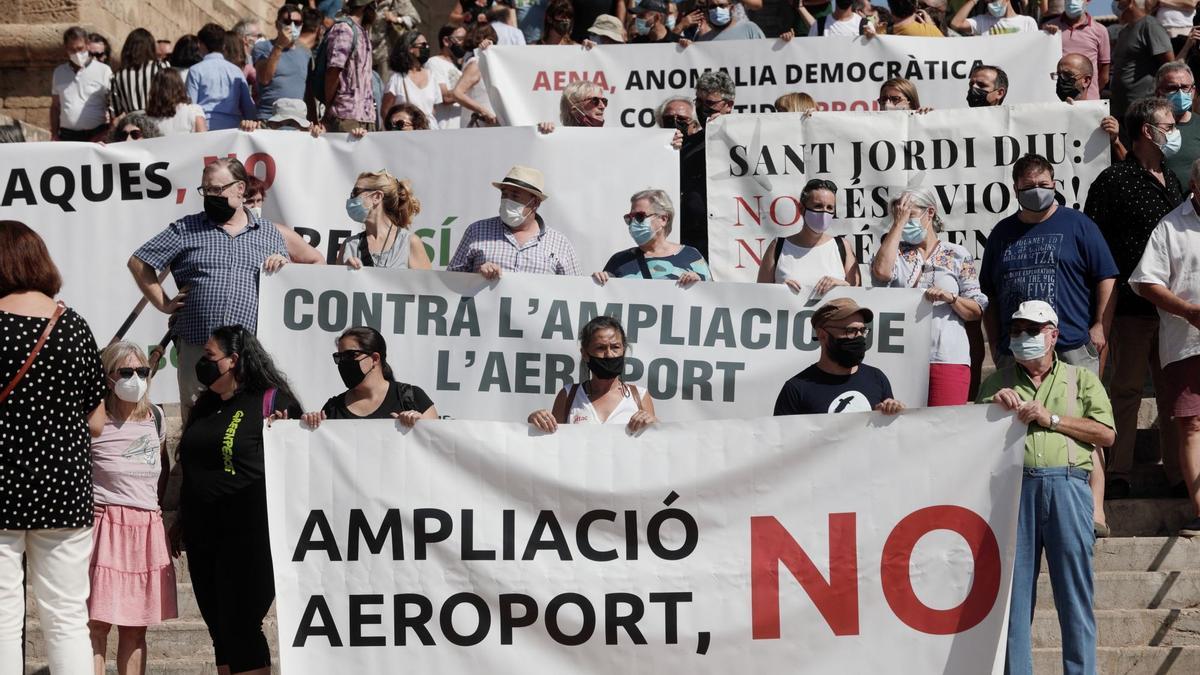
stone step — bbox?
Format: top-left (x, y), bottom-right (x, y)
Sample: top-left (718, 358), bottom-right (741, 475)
top-left (1032, 609), bottom-right (1200, 648)
top-left (23, 618), bottom-right (278, 662)
top-left (1033, 646), bottom-right (1200, 674)
top-left (1036, 571), bottom-right (1200, 610)
top-left (1103, 500), bottom-right (1196, 537)
top-left (1088, 537), bottom-right (1200, 572)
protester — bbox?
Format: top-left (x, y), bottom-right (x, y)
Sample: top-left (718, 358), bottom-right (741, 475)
top-left (878, 77), bottom-right (922, 110)
top-left (527, 316), bottom-right (657, 433)
top-left (381, 32), bottom-right (440, 127)
top-left (805, 0), bottom-right (863, 36)
top-left (756, 178), bottom-right (861, 298)
top-left (537, 0), bottom-right (579, 43)
top-left (453, 23), bottom-right (499, 126)
top-left (338, 170), bottom-right (433, 269)
top-left (1042, 0), bottom-right (1110, 101)
top-left (128, 158), bottom-right (292, 422)
top-left (489, 5), bottom-right (527, 46)
top-left (1110, 0), bottom-right (1174, 122)
top-left (88, 33), bottom-right (114, 65)
top-left (111, 28), bottom-right (165, 117)
top-left (302, 327), bottom-right (438, 427)
top-left (657, 95), bottom-right (699, 132)
top-left (774, 298), bottom-right (905, 415)
top-left (156, 39), bottom-right (173, 62)
top-left (232, 17), bottom-right (266, 81)
top-left (775, 92), bottom-right (817, 113)
top-left (371, 0), bottom-right (424, 80)
top-left (1155, 62), bottom-right (1200, 187)
top-left (570, 0), bottom-right (627, 42)
top-left (107, 113), bottom-right (160, 142)
top-left (323, 0), bottom-right (378, 132)
top-left (174, 325), bottom-right (301, 675)
top-left (51, 26), bottom-right (113, 142)
top-left (1085, 97), bottom-right (1186, 500)
top-left (86, 342), bottom-right (178, 675)
top-left (448, 165), bottom-right (581, 278)
top-left (186, 23), bottom-right (255, 130)
top-left (427, 25), bottom-right (465, 128)
top-left (697, 0), bottom-right (765, 39)
top-left (241, 176), bottom-right (326, 265)
top-left (631, 0), bottom-right (682, 42)
top-left (966, 64), bottom-right (1008, 107)
top-left (513, 0), bottom-right (552, 42)
top-left (680, 70), bottom-right (736, 260)
top-left (1156, 0), bottom-right (1195, 54)
top-left (253, 4), bottom-right (314, 121)
top-left (1055, 53), bottom-right (1095, 102)
top-left (872, 189), bottom-right (986, 406)
top-left (888, 0), bottom-right (943, 36)
top-left (557, 80), bottom-right (606, 126)
top-left (1130, 157), bottom-right (1200, 534)
top-left (146, 68), bottom-right (207, 134)
top-left (593, 189), bottom-right (709, 285)
top-left (259, 97), bottom-right (314, 130)
top-left (977, 300), bottom-right (1115, 675)
top-left (169, 35), bottom-right (203, 76)
top-left (0, 220), bottom-right (105, 674)
top-left (950, 0), bottom-right (1037, 35)
top-left (383, 102), bottom-right (432, 129)
top-left (586, 14), bottom-right (628, 43)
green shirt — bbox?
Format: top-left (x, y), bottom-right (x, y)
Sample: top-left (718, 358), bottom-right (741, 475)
top-left (1165, 114), bottom-right (1200, 191)
top-left (975, 359), bottom-right (1114, 471)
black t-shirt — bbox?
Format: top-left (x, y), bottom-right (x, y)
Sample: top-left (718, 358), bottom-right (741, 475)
top-left (571, 0), bottom-right (614, 42)
top-left (773, 364), bottom-right (894, 416)
top-left (180, 388), bottom-right (302, 503)
top-left (321, 381), bottom-right (435, 419)
top-left (631, 30), bottom-right (682, 44)
top-left (679, 129), bottom-right (708, 259)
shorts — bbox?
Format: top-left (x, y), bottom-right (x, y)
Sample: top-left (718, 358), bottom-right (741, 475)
top-left (1165, 355), bottom-right (1200, 418)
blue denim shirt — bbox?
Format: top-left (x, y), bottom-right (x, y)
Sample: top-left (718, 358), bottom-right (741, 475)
top-left (186, 53), bottom-right (255, 130)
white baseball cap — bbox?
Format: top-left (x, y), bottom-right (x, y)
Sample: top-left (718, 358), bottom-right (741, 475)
top-left (1011, 300), bottom-right (1058, 326)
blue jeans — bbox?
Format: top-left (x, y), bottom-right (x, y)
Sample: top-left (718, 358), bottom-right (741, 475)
top-left (1006, 467), bottom-right (1096, 675)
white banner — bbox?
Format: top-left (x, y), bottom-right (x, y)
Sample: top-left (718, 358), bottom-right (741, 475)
top-left (257, 267), bottom-right (932, 421)
top-left (265, 408), bottom-right (1025, 672)
top-left (704, 101), bottom-right (1111, 282)
top-left (0, 127), bottom-right (676, 401)
top-left (480, 34), bottom-right (1061, 127)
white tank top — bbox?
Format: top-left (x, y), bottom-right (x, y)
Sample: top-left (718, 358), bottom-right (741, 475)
top-left (773, 237), bottom-right (845, 294)
top-left (565, 383), bottom-right (642, 425)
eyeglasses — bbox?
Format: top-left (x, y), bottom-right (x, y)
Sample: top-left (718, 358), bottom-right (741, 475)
top-left (114, 367), bottom-right (151, 379)
top-left (283, 21), bottom-right (301, 30)
top-left (89, 51), bottom-right (106, 59)
top-left (824, 325), bottom-right (870, 339)
top-left (117, 129), bottom-right (143, 141)
top-left (1009, 324), bottom-right (1050, 337)
top-left (661, 114), bottom-right (690, 130)
top-left (583, 96), bottom-right (608, 107)
top-left (1160, 83), bottom-right (1195, 93)
top-left (332, 349), bottom-right (369, 364)
top-left (879, 95), bottom-right (908, 106)
top-left (623, 211), bottom-right (661, 225)
top-left (196, 180), bottom-right (242, 197)
top-left (696, 96), bottom-right (732, 109)
top-left (350, 186), bottom-right (379, 198)
top-left (1148, 121), bottom-right (1178, 134)
top-left (387, 118), bottom-right (413, 130)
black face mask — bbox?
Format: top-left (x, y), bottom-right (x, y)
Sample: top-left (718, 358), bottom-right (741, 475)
top-left (553, 18), bottom-right (572, 35)
top-left (586, 355), bottom-right (625, 380)
top-left (827, 336), bottom-right (868, 368)
top-left (416, 44), bottom-right (431, 63)
top-left (337, 357), bottom-right (374, 389)
top-left (203, 194), bottom-right (238, 223)
top-left (195, 357), bottom-right (225, 388)
top-left (1055, 77), bottom-right (1080, 102)
top-left (449, 43), bottom-right (467, 59)
top-left (966, 86), bottom-right (991, 108)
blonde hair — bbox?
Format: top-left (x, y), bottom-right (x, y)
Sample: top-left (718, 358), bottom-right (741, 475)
top-left (880, 78), bottom-right (921, 110)
top-left (560, 80), bottom-right (604, 126)
top-left (774, 92), bottom-right (816, 113)
top-left (356, 170), bottom-right (421, 229)
top-left (100, 341), bottom-right (152, 421)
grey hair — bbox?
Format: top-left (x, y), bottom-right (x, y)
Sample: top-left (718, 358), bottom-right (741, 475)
top-left (655, 96), bottom-right (696, 125)
top-left (1155, 60), bottom-right (1194, 89)
top-left (696, 70), bottom-right (736, 101)
top-left (108, 113), bottom-right (161, 142)
top-left (631, 189), bottom-right (676, 233)
top-left (559, 80), bottom-right (604, 126)
top-left (894, 188), bottom-right (944, 232)
top-left (232, 17), bottom-right (262, 37)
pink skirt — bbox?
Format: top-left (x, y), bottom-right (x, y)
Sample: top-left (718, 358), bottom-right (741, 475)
top-left (88, 504), bottom-right (178, 626)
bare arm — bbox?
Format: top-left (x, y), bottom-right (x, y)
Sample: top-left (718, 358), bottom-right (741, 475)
top-left (421, 404), bottom-right (439, 420)
top-left (452, 62), bottom-right (493, 118)
top-left (324, 66), bottom-right (342, 108)
top-left (1158, 0), bottom-right (1198, 10)
top-left (551, 388), bottom-right (570, 424)
top-left (408, 233), bottom-right (433, 270)
top-left (949, 0), bottom-right (977, 35)
top-left (1094, 276), bottom-right (1116, 336)
top-left (50, 95), bottom-right (61, 139)
top-left (380, 92), bottom-right (397, 119)
top-left (127, 256), bottom-right (172, 312)
top-left (1057, 416), bottom-right (1116, 448)
top-left (843, 247), bottom-right (861, 286)
top-left (1097, 63), bottom-right (1110, 92)
top-left (87, 402), bottom-right (106, 437)
top-left (872, 222), bottom-right (903, 283)
top-left (193, 113), bottom-right (207, 133)
top-left (1134, 282), bottom-right (1200, 322)
top-left (948, 296), bottom-right (983, 322)
top-left (275, 223), bottom-right (325, 264)
top-left (255, 42), bottom-right (287, 87)
top-left (984, 303), bottom-right (1001, 367)
top-left (756, 240), bottom-right (778, 283)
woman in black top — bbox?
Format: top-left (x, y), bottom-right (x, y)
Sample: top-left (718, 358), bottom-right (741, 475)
top-left (302, 326), bottom-right (437, 428)
top-left (173, 325), bottom-right (301, 675)
top-left (0, 220), bottom-right (106, 672)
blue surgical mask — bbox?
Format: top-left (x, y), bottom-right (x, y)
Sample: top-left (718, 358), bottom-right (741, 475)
top-left (345, 195), bottom-right (370, 223)
top-left (1064, 0), bottom-right (1085, 18)
top-left (1010, 332), bottom-right (1049, 361)
top-left (635, 18), bottom-right (652, 35)
top-left (666, 14), bottom-right (677, 30)
top-left (901, 218), bottom-right (925, 244)
top-left (628, 216), bottom-right (659, 245)
top-left (1167, 90), bottom-right (1193, 116)
top-left (1151, 125), bottom-right (1184, 158)
top-left (987, 0), bottom-right (1006, 16)
top-left (290, 24), bottom-right (301, 40)
top-left (709, 6), bottom-right (731, 26)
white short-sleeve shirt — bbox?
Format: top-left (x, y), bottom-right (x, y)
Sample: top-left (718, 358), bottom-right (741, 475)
top-left (51, 59), bottom-right (112, 130)
top-left (1130, 199), bottom-right (1200, 367)
top-left (965, 14), bottom-right (1038, 35)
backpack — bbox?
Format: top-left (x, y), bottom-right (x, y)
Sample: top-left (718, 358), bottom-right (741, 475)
top-left (773, 235), bottom-right (848, 267)
top-left (310, 17), bottom-right (360, 106)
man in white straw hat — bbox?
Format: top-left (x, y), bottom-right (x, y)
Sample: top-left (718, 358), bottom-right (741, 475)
top-left (448, 165), bottom-right (580, 279)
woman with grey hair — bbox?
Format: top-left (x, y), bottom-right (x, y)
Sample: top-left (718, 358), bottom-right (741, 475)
top-left (592, 189), bottom-right (709, 286)
top-left (108, 113), bottom-right (160, 142)
top-left (538, 80), bottom-right (607, 133)
top-left (870, 188), bottom-right (986, 406)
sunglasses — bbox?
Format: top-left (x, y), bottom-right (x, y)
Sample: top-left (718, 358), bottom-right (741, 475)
top-left (584, 96), bottom-right (608, 107)
top-left (332, 349), bottom-right (369, 364)
top-left (350, 186), bottom-right (379, 198)
top-left (661, 114), bottom-right (690, 130)
top-left (114, 367), bottom-right (151, 379)
top-left (1009, 324), bottom-right (1050, 338)
top-left (623, 211), bottom-right (660, 225)
top-left (89, 51), bottom-right (106, 58)
top-left (117, 129), bottom-right (143, 141)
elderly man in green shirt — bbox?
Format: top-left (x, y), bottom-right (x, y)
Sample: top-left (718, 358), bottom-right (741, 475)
top-left (977, 300), bottom-right (1115, 675)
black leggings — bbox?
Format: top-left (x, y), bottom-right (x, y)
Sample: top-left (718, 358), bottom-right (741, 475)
top-left (183, 486), bottom-right (275, 673)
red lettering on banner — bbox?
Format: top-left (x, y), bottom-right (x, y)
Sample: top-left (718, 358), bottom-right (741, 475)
top-left (734, 196), bottom-right (762, 227)
top-left (533, 72), bottom-right (550, 91)
top-left (750, 514), bottom-right (859, 639)
top-left (734, 238), bottom-right (767, 268)
top-left (769, 196), bottom-right (802, 227)
top-left (880, 505), bottom-right (1001, 635)
top-left (202, 153), bottom-right (276, 190)
top-left (531, 71), bottom-right (611, 92)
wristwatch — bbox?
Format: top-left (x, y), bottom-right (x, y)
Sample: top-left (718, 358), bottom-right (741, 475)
top-left (1049, 414), bottom-right (1061, 431)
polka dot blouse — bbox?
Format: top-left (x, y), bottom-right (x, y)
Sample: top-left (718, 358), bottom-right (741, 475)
top-left (0, 307), bottom-right (105, 529)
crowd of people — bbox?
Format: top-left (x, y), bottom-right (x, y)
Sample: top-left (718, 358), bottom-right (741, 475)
top-left (5, 0), bottom-right (1200, 674)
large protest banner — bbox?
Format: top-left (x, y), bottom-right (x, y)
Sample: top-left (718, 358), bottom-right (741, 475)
top-left (480, 34), bottom-right (1060, 127)
top-left (265, 407), bottom-right (1024, 672)
top-left (257, 266), bottom-right (932, 421)
top-left (0, 127), bottom-right (676, 401)
top-left (704, 101), bottom-right (1111, 282)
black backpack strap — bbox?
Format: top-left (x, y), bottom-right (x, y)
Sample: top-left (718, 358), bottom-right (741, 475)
top-left (834, 236), bottom-right (848, 267)
top-left (150, 403), bottom-right (164, 440)
top-left (560, 383), bottom-right (581, 424)
top-left (398, 382), bottom-right (416, 409)
top-left (817, 16), bottom-right (826, 36)
top-left (634, 248), bottom-right (652, 279)
top-left (358, 234), bottom-right (375, 267)
top-left (773, 237), bottom-right (785, 264)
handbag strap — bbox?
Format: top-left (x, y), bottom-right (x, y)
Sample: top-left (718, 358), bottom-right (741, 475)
top-left (0, 301), bottom-right (66, 406)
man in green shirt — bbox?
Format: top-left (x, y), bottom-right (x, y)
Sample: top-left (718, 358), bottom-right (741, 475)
top-left (977, 300), bottom-right (1115, 675)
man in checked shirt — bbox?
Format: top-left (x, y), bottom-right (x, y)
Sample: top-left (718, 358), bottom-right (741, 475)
top-left (448, 165), bottom-right (581, 279)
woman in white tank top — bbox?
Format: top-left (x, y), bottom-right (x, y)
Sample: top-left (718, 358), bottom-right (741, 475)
top-left (756, 178), bottom-right (860, 299)
top-left (527, 316), bottom-right (657, 434)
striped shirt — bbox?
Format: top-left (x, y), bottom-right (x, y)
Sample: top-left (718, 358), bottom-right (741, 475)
top-left (111, 61), bottom-right (165, 116)
top-left (132, 209), bottom-right (288, 345)
top-left (448, 216), bottom-right (581, 275)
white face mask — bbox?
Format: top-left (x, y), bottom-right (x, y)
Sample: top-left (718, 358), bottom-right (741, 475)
top-left (113, 375), bottom-right (148, 403)
top-left (69, 50), bottom-right (91, 68)
top-left (499, 198), bottom-right (529, 229)
top-left (248, 206), bottom-right (263, 218)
